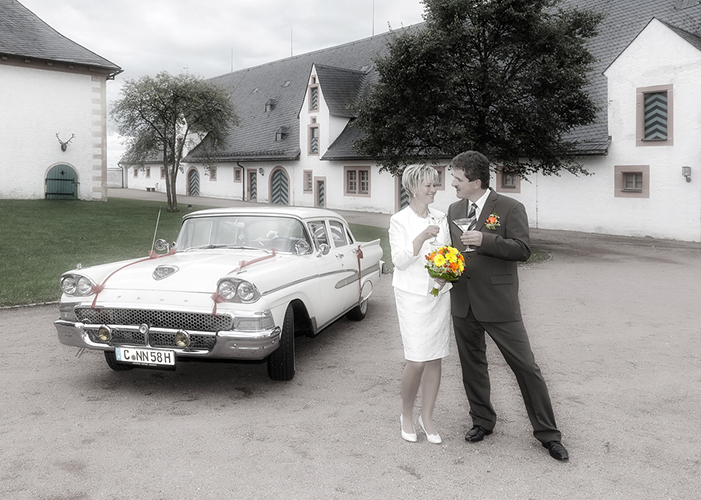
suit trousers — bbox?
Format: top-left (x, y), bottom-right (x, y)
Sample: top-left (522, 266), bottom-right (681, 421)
top-left (453, 308), bottom-right (561, 443)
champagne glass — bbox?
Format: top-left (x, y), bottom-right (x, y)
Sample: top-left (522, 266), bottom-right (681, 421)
top-left (428, 214), bottom-right (445, 245)
top-left (453, 218), bottom-right (476, 252)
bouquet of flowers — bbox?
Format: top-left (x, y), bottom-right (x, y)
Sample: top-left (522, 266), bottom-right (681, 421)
top-left (425, 245), bottom-right (465, 297)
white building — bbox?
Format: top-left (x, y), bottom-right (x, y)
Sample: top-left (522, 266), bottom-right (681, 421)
top-left (127, 1), bottom-right (701, 242)
top-left (0, 0), bottom-right (121, 201)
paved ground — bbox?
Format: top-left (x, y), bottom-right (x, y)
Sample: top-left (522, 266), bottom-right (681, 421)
top-left (0, 189), bottom-right (699, 499)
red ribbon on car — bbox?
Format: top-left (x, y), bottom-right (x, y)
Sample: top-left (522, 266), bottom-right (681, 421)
top-left (90, 249), bottom-right (176, 309)
top-left (356, 244), bottom-right (364, 302)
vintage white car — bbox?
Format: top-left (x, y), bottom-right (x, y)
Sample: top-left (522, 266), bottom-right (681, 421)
top-left (54, 206), bottom-right (384, 380)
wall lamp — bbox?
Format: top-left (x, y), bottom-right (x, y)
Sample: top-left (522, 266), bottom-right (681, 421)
top-left (259, 167), bottom-right (264, 175)
top-left (682, 166), bottom-right (692, 183)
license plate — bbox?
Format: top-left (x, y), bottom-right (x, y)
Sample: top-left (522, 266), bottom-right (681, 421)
top-left (115, 347), bottom-right (175, 369)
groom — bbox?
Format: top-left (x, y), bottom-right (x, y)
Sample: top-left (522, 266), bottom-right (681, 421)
top-left (447, 151), bottom-right (568, 461)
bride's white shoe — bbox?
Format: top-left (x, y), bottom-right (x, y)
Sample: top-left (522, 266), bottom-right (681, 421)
top-left (419, 415), bottom-right (442, 444)
top-left (400, 414), bottom-right (417, 442)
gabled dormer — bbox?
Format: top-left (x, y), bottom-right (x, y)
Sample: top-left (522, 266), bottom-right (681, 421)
top-left (605, 17), bottom-right (701, 199)
top-left (299, 63), bottom-right (370, 159)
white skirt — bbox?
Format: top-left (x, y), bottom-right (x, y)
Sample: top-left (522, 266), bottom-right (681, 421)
top-left (393, 288), bottom-right (451, 362)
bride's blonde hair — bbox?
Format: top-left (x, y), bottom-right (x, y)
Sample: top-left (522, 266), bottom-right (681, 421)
top-left (402, 164), bottom-right (439, 198)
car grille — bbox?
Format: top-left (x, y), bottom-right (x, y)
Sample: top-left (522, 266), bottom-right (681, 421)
top-left (75, 307), bottom-right (233, 332)
top-left (85, 328), bottom-right (216, 350)
top-left (76, 307), bottom-right (232, 350)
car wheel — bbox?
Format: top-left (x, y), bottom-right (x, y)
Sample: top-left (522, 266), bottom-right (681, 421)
top-left (345, 297), bottom-right (368, 321)
top-left (267, 306), bottom-right (295, 381)
top-left (104, 350), bottom-right (134, 371)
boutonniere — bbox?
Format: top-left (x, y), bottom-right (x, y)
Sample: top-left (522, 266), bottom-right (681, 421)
top-left (484, 213), bottom-right (500, 230)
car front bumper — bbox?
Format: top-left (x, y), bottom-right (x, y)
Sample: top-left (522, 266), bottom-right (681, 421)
top-left (55, 319), bottom-right (281, 361)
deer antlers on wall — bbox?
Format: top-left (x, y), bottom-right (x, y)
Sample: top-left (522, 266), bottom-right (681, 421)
top-left (56, 133), bottom-right (75, 152)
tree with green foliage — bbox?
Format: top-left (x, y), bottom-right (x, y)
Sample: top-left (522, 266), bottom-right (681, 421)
top-left (111, 72), bottom-right (238, 211)
top-left (355, 0), bottom-right (604, 177)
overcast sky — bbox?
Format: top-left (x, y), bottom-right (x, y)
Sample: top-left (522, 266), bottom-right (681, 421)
top-left (20, 0), bottom-right (427, 166)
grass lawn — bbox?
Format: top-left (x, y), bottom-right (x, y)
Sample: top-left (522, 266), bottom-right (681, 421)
top-left (0, 199), bottom-right (545, 307)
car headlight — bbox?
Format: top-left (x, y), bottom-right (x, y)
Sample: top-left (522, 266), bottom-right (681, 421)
top-left (237, 281), bottom-right (257, 302)
top-left (217, 279), bottom-right (260, 303)
top-left (60, 276), bottom-right (77, 295)
top-left (60, 274), bottom-right (96, 297)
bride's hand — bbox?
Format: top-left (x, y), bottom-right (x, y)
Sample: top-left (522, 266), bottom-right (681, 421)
top-left (433, 278), bottom-right (447, 290)
top-left (421, 224), bottom-right (440, 242)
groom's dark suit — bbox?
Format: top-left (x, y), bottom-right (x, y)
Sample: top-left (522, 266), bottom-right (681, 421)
top-left (448, 189), bottom-right (561, 444)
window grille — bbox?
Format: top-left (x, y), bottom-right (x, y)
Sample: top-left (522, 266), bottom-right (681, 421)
top-left (644, 92), bottom-right (668, 141)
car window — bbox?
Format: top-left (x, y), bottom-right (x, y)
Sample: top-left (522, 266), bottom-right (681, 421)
top-left (308, 220), bottom-right (329, 248)
top-left (177, 215), bottom-right (310, 253)
top-left (329, 220), bottom-right (350, 247)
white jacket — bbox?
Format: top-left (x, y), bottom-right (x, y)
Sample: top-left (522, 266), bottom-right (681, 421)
top-left (389, 206), bottom-right (452, 296)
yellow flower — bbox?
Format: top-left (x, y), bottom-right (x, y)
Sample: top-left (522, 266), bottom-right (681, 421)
top-left (433, 254), bottom-right (446, 267)
top-left (446, 253), bottom-right (457, 264)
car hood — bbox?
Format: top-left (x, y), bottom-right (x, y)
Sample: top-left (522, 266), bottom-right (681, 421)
top-left (71, 249), bottom-right (305, 295)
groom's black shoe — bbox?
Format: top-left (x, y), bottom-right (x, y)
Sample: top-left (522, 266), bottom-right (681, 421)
top-left (465, 425), bottom-right (492, 442)
top-left (543, 441), bottom-right (569, 461)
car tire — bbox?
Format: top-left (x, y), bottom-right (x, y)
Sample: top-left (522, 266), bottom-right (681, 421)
top-left (104, 350), bottom-right (135, 371)
top-left (345, 297), bottom-right (368, 321)
top-left (267, 306), bottom-right (295, 381)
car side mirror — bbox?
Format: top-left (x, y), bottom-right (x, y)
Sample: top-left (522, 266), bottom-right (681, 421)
top-left (317, 243), bottom-right (330, 257)
top-left (154, 239), bottom-right (170, 254)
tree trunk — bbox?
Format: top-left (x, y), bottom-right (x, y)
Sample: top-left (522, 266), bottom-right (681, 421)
top-left (162, 149), bottom-right (174, 211)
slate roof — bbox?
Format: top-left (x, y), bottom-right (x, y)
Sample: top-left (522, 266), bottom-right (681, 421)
top-left (314, 64), bottom-right (370, 118)
top-left (186, 32), bottom-right (391, 163)
top-left (0, 0), bottom-right (121, 75)
top-left (188, 0), bottom-right (701, 163)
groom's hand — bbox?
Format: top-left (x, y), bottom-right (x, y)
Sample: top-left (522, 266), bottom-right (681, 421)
top-left (461, 230), bottom-right (483, 248)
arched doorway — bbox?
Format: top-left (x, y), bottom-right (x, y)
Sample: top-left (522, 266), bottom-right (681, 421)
top-left (45, 164), bottom-right (78, 199)
top-left (187, 168), bottom-right (200, 196)
top-left (270, 167), bottom-right (289, 205)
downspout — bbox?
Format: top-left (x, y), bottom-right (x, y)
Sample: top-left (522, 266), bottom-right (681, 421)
top-left (237, 161), bottom-right (246, 201)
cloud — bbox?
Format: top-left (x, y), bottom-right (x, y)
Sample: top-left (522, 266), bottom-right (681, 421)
top-left (18, 0), bottom-right (426, 165)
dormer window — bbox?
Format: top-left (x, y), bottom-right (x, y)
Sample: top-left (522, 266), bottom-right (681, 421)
top-left (309, 78), bottom-right (319, 111)
top-left (275, 126), bottom-right (288, 141)
top-left (309, 124), bottom-right (319, 155)
top-left (265, 99), bottom-right (275, 113)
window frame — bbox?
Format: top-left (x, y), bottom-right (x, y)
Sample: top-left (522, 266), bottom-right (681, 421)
top-left (303, 170), bottom-right (313, 193)
top-left (432, 165), bottom-right (446, 191)
top-left (636, 84), bottom-right (674, 147)
top-left (308, 124), bottom-right (320, 156)
top-left (495, 168), bottom-right (521, 193)
top-left (344, 166), bottom-right (371, 198)
top-left (309, 82), bottom-right (319, 112)
top-left (614, 165), bottom-right (650, 198)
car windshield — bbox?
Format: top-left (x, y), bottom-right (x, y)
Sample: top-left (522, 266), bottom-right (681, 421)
top-left (176, 215), bottom-right (312, 254)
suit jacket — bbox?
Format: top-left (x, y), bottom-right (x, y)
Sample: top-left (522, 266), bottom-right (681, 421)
top-left (448, 189), bottom-right (531, 322)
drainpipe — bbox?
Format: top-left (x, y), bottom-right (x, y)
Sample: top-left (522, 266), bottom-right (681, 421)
top-left (237, 161), bottom-right (246, 201)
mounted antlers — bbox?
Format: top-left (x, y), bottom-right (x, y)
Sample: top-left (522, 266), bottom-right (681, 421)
top-left (56, 133), bottom-right (75, 152)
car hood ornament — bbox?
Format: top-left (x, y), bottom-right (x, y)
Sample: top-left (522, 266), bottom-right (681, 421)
top-left (152, 265), bottom-right (179, 281)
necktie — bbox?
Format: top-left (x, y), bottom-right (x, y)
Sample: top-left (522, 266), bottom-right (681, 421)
top-left (467, 203), bottom-right (478, 231)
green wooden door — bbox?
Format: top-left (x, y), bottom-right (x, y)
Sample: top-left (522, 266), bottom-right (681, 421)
top-left (45, 164), bottom-right (78, 199)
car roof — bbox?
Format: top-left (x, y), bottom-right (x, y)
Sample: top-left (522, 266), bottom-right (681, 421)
top-left (182, 205), bottom-right (347, 222)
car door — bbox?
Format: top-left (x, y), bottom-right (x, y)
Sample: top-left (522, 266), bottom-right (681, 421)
top-left (327, 219), bottom-right (364, 310)
top-left (307, 219), bottom-right (352, 327)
